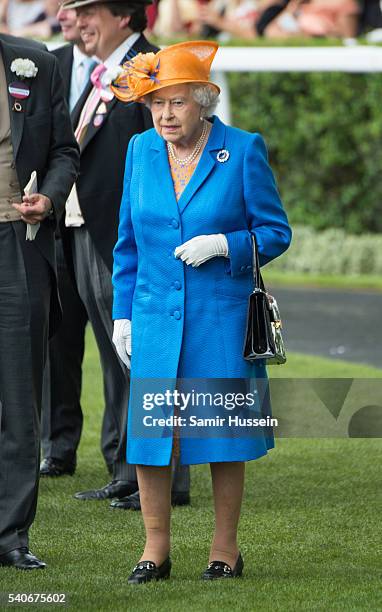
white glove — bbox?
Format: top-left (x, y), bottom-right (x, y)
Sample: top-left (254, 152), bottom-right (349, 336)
top-left (112, 319), bottom-right (131, 369)
top-left (174, 234), bottom-right (229, 267)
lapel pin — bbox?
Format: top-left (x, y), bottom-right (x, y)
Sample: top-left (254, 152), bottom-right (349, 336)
top-left (93, 114), bottom-right (104, 127)
top-left (12, 101), bottom-right (23, 112)
top-left (96, 102), bottom-right (108, 115)
top-left (217, 149), bottom-right (230, 163)
top-left (9, 81), bottom-right (30, 100)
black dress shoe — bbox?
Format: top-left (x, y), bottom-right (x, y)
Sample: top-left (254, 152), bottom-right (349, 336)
top-left (201, 553), bottom-right (243, 580)
top-left (73, 480), bottom-right (137, 501)
top-left (128, 557), bottom-right (171, 585)
top-left (40, 457), bottom-right (76, 477)
top-left (110, 489), bottom-right (190, 510)
top-left (0, 548), bottom-right (46, 570)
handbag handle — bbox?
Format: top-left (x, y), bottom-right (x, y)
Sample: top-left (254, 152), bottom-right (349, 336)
top-left (251, 234), bottom-right (265, 291)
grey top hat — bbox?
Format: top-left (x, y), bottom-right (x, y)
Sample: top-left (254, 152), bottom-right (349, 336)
top-left (62, 0), bottom-right (152, 11)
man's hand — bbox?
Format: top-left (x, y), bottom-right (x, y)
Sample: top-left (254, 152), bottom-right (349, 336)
top-left (12, 193), bottom-right (52, 225)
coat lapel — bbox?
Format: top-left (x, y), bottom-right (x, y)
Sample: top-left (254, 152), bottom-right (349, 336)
top-left (177, 117), bottom-right (226, 215)
top-left (1, 40), bottom-right (27, 160)
top-left (150, 133), bottom-right (179, 215)
top-left (71, 79), bottom-right (92, 128)
top-left (79, 96), bottom-right (117, 152)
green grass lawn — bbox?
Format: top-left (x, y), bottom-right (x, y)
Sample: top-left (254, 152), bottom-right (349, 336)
top-left (1, 331), bottom-right (381, 611)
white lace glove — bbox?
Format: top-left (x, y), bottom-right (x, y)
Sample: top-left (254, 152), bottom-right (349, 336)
top-left (174, 234), bottom-right (229, 267)
top-left (112, 319), bottom-right (131, 369)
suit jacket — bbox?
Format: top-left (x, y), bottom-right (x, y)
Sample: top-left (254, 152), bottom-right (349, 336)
top-left (0, 34), bottom-right (80, 334)
top-left (0, 32), bottom-right (46, 51)
top-left (52, 43), bottom-right (74, 104)
top-left (68, 34), bottom-right (158, 272)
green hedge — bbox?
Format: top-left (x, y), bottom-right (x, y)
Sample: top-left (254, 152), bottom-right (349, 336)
top-left (228, 72), bottom-right (382, 234)
top-left (266, 225), bottom-right (382, 275)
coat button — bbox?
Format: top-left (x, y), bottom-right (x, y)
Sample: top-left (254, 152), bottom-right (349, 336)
top-left (171, 219), bottom-right (179, 229)
top-left (173, 310), bottom-right (181, 320)
top-left (240, 265), bottom-right (245, 271)
top-left (173, 280), bottom-right (181, 290)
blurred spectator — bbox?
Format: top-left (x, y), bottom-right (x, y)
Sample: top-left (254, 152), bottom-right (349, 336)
top-left (0, 0), bottom-right (60, 37)
top-left (146, 0), bottom-right (159, 31)
top-left (153, 0), bottom-right (362, 41)
top-left (153, 0), bottom-right (200, 37)
top-left (358, 0), bottom-right (382, 36)
top-left (1, 0), bottom-right (44, 32)
top-left (198, 0), bottom-right (262, 39)
top-left (262, 0), bottom-right (360, 39)
top-left (154, 0), bottom-right (269, 39)
top-left (255, 0), bottom-right (291, 35)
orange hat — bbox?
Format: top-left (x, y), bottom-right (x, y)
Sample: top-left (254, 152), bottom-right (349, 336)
top-left (110, 41), bottom-right (220, 103)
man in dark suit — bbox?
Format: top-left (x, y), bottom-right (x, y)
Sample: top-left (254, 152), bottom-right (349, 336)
top-left (62, 0), bottom-right (190, 506)
top-left (0, 33), bottom-right (79, 570)
top-left (40, 1), bottom-right (96, 478)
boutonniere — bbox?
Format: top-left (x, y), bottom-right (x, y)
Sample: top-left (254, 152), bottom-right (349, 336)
top-left (10, 58), bottom-right (38, 80)
top-left (104, 65), bottom-right (123, 86)
top-left (98, 66), bottom-right (124, 102)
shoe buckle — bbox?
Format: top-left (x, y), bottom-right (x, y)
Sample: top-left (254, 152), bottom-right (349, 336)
top-left (135, 561), bottom-right (155, 571)
top-left (223, 564), bottom-right (231, 573)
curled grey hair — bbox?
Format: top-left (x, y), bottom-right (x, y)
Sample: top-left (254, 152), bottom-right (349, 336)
top-left (144, 84), bottom-right (220, 117)
top-left (191, 85), bottom-right (220, 117)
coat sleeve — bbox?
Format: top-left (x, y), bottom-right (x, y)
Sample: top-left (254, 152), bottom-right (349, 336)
top-left (225, 133), bottom-right (292, 277)
top-left (112, 134), bottom-right (139, 320)
top-left (39, 54), bottom-right (79, 222)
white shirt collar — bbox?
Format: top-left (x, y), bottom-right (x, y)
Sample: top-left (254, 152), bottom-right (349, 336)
top-left (103, 32), bottom-right (141, 70)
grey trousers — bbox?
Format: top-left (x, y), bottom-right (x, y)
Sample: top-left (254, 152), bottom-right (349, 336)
top-left (69, 226), bottom-right (190, 492)
top-left (70, 226), bottom-right (134, 481)
top-left (0, 222), bottom-right (50, 555)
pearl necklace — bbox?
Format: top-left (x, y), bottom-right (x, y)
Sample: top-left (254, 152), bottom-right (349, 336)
top-left (167, 120), bottom-right (209, 167)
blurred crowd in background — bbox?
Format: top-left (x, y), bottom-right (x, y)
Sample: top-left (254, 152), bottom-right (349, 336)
top-left (0, 0), bottom-right (382, 43)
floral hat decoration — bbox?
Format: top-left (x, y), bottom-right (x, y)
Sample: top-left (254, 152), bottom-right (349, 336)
top-left (110, 41), bottom-right (220, 103)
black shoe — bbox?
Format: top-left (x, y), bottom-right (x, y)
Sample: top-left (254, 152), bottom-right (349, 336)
top-left (128, 557), bottom-right (171, 585)
top-left (73, 480), bottom-right (137, 501)
top-left (201, 553), bottom-right (243, 580)
top-left (0, 548), bottom-right (46, 570)
top-left (110, 490), bottom-right (190, 511)
top-left (40, 457), bottom-right (76, 477)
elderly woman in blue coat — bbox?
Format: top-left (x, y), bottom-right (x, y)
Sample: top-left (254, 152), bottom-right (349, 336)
top-left (111, 41), bottom-right (291, 584)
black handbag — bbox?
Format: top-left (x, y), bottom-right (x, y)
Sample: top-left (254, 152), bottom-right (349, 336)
top-left (243, 235), bottom-right (286, 365)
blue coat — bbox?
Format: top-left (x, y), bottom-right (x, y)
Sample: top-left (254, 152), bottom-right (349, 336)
top-left (113, 116), bottom-right (291, 466)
